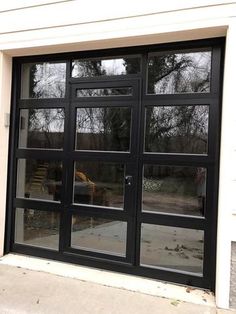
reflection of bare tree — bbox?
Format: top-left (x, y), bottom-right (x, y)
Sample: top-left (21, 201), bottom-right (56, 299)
top-left (147, 51), bottom-right (211, 94)
top-left (145, 106), bottom-right (208, 154)
top-left (27, 109), bottom-right (64, 149)
top-left (76, 108), bottom-right (130, 151)
top-left (29, 63), bottom-right (66, 98)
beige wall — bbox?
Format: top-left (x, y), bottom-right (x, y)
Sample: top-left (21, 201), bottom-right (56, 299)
top-left (0, 52), bottom-right (12, 256)
top-left (0, 0), bottom-right (236, 310)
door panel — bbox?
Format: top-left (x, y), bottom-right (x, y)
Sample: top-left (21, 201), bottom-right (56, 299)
top-left (62, 79), bottom-right (140, 263)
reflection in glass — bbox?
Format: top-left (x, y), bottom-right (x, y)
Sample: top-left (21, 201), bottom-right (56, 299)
top-left (76, 87), bottom-right (133, 97)
top-left (145, 106), bottom-right (208, 154)
top-left (76, 107), bottom-right (131, 151)
top-left (19, 109), bottom-right (65, 149)
top-left (73, 162), bottom-right (124, 208)
top-left (71, 216), bottom-right (127, 256)
top-left (143, 165), bottom-right (207, 216)
top-left (16, 159), bottom-right (62, 202)
top-left (140, 224), bottom-right (204, 274)
top-left (15, 208), bottom-right (60, 250)
top-left (72, 56), bottom-right (141, 78)
top-left (147, 50), bottom-right (211, 94)
top-left (21, 62), bottom-right (66, 98)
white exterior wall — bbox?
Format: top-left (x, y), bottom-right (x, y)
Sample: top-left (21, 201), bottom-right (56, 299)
top-left (0, 0), bottom-right (236, 309)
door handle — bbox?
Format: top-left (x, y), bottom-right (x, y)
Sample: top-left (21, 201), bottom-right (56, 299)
top-left (125, 175), bottom-right (133, 186)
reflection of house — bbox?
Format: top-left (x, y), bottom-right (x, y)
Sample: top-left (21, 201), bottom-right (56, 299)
top-left (0, 1), bottom-right (236, 311)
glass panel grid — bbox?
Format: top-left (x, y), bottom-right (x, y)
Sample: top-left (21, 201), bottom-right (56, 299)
top-left (18, 108), bottom-right (65, 150)
top-left (142, 165), bottom-right (207, 216)
top-left (76, 87), bottom-right (133, 97)
top-left (73, 162), bottom-right (125, 209)
top-left (147, 50), bottom-right (211, 94)
top-left (15, 208), bottom-right (60, 250)
top-left (16, 159), bottom-right (63, 202)
top-left (140, 224), bottom-right (204, 275)
top-left (21, 62), bottom-right (66, 99)
top-left (72, 56), bottom-right (141, 78)
top-left (75, 107), bottom-right (131, 151)
top-left (71, 215), bottom-right (127, 257)
top-left (145, 105), bottom-right (209, 155)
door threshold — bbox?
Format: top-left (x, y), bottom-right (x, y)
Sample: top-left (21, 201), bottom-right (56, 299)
top-left (0, 253), bottom-right (215, 307)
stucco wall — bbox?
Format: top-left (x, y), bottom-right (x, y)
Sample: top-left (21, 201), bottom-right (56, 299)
top-left (0, 0), bottom-right (236, 310)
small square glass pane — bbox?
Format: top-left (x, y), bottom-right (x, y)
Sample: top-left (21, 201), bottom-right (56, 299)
top-left (19, 109), bottom-right (64, 149)
top-left (147, 50), bottom-right (211, 94)
top-left (16, 159), bottom-right (62, 202)
top-left (72, 56), bottom-right (141, 78)
top-left (142, 165), bottom-right (207, 216)
top-left (73, 162), bottom-right (124, 209)
top-left (76, 107), bottom-right (131, 151)
top-left (15, 208), bottom-right (60, 250)
top-left (140, 224), bottom-right (204, 275)
top-left (145, 106), bottom-right (209, 154)
top-left (71, 215), bottom-right (127, 256)
top-left (21, 62), bottom-right (66, 98)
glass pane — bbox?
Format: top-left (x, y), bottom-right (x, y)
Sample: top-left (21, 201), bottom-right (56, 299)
top-left (73, 162), bottom-right (124, 209)
top-left (21, 62), bottom-right (66, 98)
top-left (76, 87), bottom-right (133, 97)
top-left (147, 50), bottom-right (211, 94)
top-left (76, 107), bottom-right (131, 151)
top-left (15, 208), bottom-right (60, 250)
top-left (145, 106), bottom-right (209, 154)
top-left (140, 224), bottom-right (204, 274)
top-left (71, 215), bottom-right (127, 256)
top-left (16, 159), bottom-right (63, 202)
top-left (72, 56), bottom-right (141, 78)
top-left (143, 165), bottom-right (207, 216)
top-left (19, 109), bottom-right (65, 149)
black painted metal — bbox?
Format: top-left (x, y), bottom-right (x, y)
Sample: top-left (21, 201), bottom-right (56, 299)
top-left (5, 38), bottom-right (225, 290)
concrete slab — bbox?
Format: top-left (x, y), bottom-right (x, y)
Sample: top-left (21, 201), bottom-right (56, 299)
top-left (0, 253), bottom-right (215, 306)
top-left (217, 310), bottom-right (236, 314)
top-left (0, 263), bottom-right (217, 314)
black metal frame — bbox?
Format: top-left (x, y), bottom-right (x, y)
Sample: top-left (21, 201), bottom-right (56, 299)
top-left (5, 37), bottom-right (225, 290)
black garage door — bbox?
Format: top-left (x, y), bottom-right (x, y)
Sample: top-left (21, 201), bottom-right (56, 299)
top-left (5, 38), bottom-right (224, 290)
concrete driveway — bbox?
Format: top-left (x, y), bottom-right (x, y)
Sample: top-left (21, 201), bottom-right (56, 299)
top-left (0, 263), bottom-right (235, 314)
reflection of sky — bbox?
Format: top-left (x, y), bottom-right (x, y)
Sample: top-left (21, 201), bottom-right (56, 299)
top-left (100, 59), bottom-right (126, 75)
top-left (24, 109), bottom-right (64, 132)
top-left (73, 58), bottom-right (128, 77)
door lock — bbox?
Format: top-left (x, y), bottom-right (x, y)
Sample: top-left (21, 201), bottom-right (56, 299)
top-left (125, 175), bottom-right (133, 186)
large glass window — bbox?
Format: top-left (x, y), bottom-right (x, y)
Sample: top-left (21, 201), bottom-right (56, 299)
top-left (19, 108), bottom-right (65, 149)
top-left (140, 224), bottom-right (204, 274)
top-left (142, 165), bottom-right (207, 216)
top-left (145, 106), bottom-right (209, 154)
top-left (71, 216), bottom-right (127, 256)
top-left (16, 159), bottom-right (63, 202)
top-left (147, 50), bottom-right (211, 94)
top-left (76, 107), bottom-right (131, 151)
top-left (15, 208), bottom-right (60, 250)
top-left (21, 62), bottom-right (66, 99)
top-left (72, 56), bottom-right (141, 78)
top-left (73, 162), bottom-right (125, 209)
